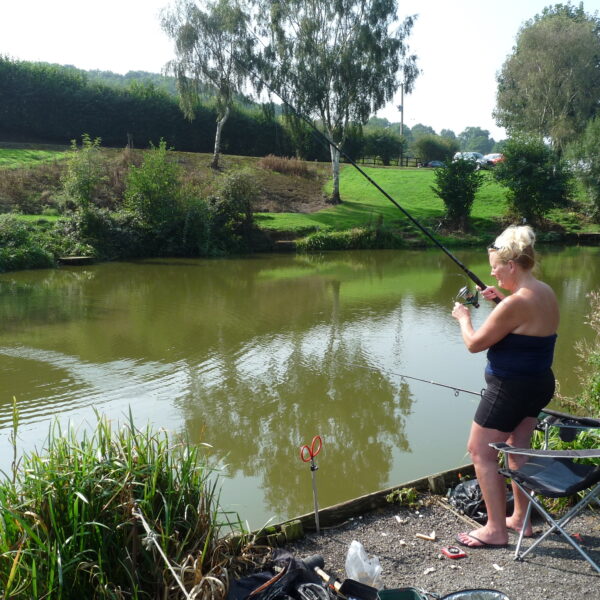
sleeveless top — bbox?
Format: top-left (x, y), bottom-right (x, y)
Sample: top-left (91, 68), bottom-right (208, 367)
top-left (485, 332), bottom-right (557, 378)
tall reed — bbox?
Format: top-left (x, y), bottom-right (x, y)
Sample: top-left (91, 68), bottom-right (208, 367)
top-left (0, 409), bottom-right (252, 599)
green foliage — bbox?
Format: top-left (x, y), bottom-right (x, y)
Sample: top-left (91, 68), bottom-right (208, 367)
top-left (0, 214), bottom-right (55, 272)
top-left (296, 222), bottom-right (405, 252)
top-left (493, 136), bottom-right (572, 224)
top-left (413, 134), bottom-right (458, 163)
top-left (259, 0), bottom-right (419, 201)
top-left (562, 289), bottom-right (600, 415)
top-left (362, 130), bottom-right (406, 166)
top-left (0, 411), bottom-right (246, 598)
top-left (495, 4), bottom-right (600, 152)
top-left (124, 139), bottom-right (182, 231)
top-left (210, 169), bottom-right (257, 252)
top-left (60, 134), bottom-right (106, 210)
top-left (161, 0), bottom-right (255, 169)
top-left (458, 126), bottom-right (495, 154)
top-left (431, 159), bottom-right (484, 231)
top-left (566, 116), bottom-right (600, 220)
top-left (385, 486), bottom-right (421, 508)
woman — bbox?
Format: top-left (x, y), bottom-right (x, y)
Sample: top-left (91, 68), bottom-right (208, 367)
top-left (451, 225), bottom-right (559, 548)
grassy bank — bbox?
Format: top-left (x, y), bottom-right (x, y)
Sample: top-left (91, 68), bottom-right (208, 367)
top-left (1, 146), bottom-right (599, 274)
top-left (0, 407), bottom-right (255, 599)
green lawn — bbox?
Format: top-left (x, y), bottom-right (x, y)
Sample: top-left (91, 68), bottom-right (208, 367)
top-left (0, 148), bottom-right (67, 168)
top-left (254, 165), bottom-right (508, 235)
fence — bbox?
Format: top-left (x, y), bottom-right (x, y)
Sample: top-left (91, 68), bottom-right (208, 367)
top-left (345, 155), bottom-right (421, 168)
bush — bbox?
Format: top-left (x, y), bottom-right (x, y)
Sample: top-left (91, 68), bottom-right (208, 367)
top-left (431, 159), bottom-right (484, 231)
top-left (210, 170), bottom-right (257, 253)
top-left (124, 139), bottom-right (182, 231)
top-left (413, 134), bottom-right (459, 163)
top-left (0, 214), bottom-right (55, 272)
top-left (493, 136), bottom-right (573, 224)
top-left (297, 224), bottom-right (405, 251)
top-left (60, 134), bottom-right (106, 211)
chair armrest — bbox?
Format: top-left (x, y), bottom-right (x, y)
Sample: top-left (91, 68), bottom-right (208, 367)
top-left (490, 442), bottom-right (600, 459)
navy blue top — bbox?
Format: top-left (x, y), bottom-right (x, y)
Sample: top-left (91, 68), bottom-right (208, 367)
top-left (486, 332), bottom-right (557, 378)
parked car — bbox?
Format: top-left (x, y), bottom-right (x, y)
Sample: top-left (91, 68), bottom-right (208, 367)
top-left (424, 160), bottom-right (445, 168)
top-left (452, 151), bottom-right (490, 169)
top-left (483, 153), bottom-right (505, 166)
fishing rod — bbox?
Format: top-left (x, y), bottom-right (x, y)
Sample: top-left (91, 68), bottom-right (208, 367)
top-left (345, 362), bottom-right (482, 398)
top-left (230, 42), bottom-right (499, 305)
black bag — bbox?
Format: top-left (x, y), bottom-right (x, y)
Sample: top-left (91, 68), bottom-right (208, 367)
top-left (447, 479), bottom-right (513, 523)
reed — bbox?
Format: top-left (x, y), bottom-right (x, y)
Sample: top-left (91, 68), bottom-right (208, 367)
top-left (0, 406), bottom-right (255, 599)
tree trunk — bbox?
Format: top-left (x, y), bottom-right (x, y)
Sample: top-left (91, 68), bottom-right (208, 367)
top-left (211, 105), bottom-right (230, 170)
top-left (329, 142), bottom-right (342, 204)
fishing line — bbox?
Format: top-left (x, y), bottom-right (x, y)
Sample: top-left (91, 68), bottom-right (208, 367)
top-left (225, 23), bottom-right (498, 302)
top-left (344, 361), bottom-right (483, 398)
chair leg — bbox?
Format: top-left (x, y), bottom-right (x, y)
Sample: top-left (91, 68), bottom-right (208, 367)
top-left (513, 481), bottom-right (600, 573)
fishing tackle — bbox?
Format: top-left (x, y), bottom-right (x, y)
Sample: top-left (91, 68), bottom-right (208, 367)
top-left (456, 285), bottom-right (480, 308)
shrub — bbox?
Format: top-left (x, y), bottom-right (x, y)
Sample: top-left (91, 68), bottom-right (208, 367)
top-left (431, 159), bottom-right (484, 231)
top-left (210, 170), bottom-right (257, 252)
top-left (493, 136), bottom-right (573, 225)
top-left (123, 139), bottom-right (182, 231)
top-left (413, 134), bottom-right (458, 164)
top-left (297, 224), bottom-right (405, 251)
top-left (258, 154), bottom-right (316, 178)
top-left (60, 134), bottom-right (106, 211)
top-left (0, 214), bottom-right (55, 272)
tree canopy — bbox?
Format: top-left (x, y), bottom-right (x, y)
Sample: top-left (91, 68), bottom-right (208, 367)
top-left (257, 0), bottom-right (419, 203)
top-left (495, 3), bottom-right (600, 153)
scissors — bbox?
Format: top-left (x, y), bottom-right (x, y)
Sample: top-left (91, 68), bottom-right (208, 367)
top-left (300, 435), bottom-right (322, 534)
top-left (300, 435), bottom-right (322, 465)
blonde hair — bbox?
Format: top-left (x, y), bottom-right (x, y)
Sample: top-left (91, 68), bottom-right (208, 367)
top-left (489, 225), bottom-right (536, 270)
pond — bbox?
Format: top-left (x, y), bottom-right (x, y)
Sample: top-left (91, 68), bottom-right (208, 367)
top-left (0, 245), bottom-right (598, 529)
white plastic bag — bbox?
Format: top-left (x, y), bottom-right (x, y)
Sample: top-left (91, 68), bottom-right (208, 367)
top-left (344, 540), bottom-right (383, 589)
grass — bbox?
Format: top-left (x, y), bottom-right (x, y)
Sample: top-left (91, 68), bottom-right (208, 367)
top-left (0, 405), bottom-right (256, 599)
top-left (255, 165), bottom-right (507, 239)
top-left (0, 148), bottom-right (68, 168)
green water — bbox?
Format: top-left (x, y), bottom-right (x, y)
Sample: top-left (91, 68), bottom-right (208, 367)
top-left (0, 246), bottom-right (598, 528)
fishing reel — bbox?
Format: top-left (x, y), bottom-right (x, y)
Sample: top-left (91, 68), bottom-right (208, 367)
top-left (456, 285), bottom-right (479, 308)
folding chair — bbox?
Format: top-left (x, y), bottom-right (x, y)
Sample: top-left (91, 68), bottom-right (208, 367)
top-left (490, 409), bottom-right (600, 573)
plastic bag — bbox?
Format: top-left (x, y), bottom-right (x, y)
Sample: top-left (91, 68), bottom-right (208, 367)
top-left (447, 479), bottom-right (514, 523)
top-left (344, 540), bottom-right (383, 589)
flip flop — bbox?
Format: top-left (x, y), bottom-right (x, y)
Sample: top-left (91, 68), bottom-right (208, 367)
top-left (456, 533), bottom-right (508, 549)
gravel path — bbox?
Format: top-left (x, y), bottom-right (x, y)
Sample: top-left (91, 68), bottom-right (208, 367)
top-left (283, 495), bottom-right (600, 600)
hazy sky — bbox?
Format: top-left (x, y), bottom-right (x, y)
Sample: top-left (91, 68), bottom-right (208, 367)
top-left (3, 0), bottom-right (600, 141)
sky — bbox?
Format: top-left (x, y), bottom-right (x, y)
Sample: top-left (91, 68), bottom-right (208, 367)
top-left (2, 0), bottom-right (600, 142)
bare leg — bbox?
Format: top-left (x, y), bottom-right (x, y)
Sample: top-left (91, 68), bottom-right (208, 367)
top-left (456, 422), bottom-right (510, 547)
top-left (505, 416), bottom-right (538, 536)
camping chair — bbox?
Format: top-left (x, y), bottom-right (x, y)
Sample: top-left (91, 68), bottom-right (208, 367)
top-left (489, 409), bottom-right (600, 573)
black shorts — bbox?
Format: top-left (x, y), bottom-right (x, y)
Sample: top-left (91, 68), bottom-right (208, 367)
top-left (474, 370), bottom-right (555, 433)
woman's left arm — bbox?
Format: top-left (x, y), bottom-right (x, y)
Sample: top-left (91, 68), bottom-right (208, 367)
top-left (452, 295), bottom-right (525, 353)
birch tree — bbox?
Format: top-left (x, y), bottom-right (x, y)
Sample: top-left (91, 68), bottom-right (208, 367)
top-left (258, 0), bottom-right (418, 203)
top-left (161, 0), bottom-right (254, 169)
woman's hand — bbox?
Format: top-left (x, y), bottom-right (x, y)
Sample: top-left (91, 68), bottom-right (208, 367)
top-left (452, 302), bottom-right (471, 322)
top-left (479, 285), bottom-right (505, 302)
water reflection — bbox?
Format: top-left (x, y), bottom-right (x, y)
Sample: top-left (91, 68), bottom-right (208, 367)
top-left (0, 246), bottom-right (598, 526)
